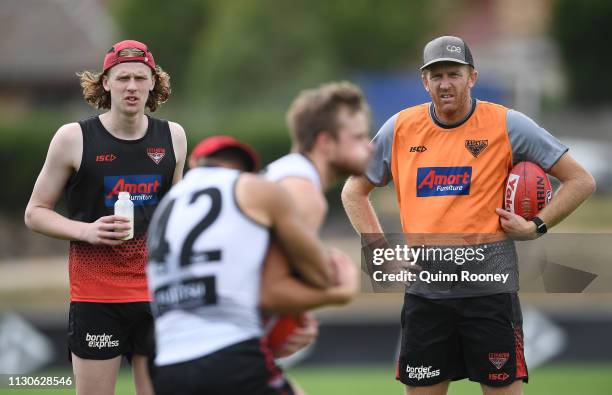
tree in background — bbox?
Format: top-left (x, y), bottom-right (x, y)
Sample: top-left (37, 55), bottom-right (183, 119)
top-left (190, 0), bottom-right (435, 107)
top-left (110, 0), bottom-right (211, 91)
top-left (186, 0), bottom-right (339, 108)
top-left (318, 0), bottom-right (431, 71)
top-left (552, 0), bottom-right (612, 106)
top-left (112, 0), bottom-right (436, 108)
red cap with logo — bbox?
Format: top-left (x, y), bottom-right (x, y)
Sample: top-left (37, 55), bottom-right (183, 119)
top-left (103, 40), bottom-right (156, 73)
top-left (190, 135), bottom-right (260, 172)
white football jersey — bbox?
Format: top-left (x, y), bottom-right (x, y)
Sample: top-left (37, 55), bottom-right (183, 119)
top-left (261, 152), bottom-right (322, 368)
top-left (147, 167), bottom-right (270, 366)
top-left (263, 153), bottom-right (321, 190)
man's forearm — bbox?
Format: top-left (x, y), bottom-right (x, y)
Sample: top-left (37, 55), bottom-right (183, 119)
top-left (25, 206), bottom-right (86, 241)
top-left (341, 176), bottom-right (385, 235)
top-left (260, 277), bottom-right (348, 314)
top-left (539, 176), bottom-right (596, 228)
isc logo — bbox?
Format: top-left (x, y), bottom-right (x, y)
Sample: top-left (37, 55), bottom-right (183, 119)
top-left (488, 372), bottom-right (509, 381)
top-left (96, 154), bottom-right (116, 162)
top-left (410, 146), bottom-right (427, 153)
top-left (416, 166), bottom-right (472, 197)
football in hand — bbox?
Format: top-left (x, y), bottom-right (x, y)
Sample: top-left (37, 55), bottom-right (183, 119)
top-left (265, 314), bottom-right (303, 354)
top-left (504, 161), bottom-right (553, 220)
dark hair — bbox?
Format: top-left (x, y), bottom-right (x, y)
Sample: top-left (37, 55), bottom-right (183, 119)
top-left (199, 147), bottom-right (256, 172)
top-left (286, 81), bottom-right (369, 152)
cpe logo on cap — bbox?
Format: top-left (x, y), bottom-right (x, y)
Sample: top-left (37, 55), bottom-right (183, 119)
top-left (446, 45), bottom-right (462, 53)
top-left (421, 36), bottom-right (474, 70)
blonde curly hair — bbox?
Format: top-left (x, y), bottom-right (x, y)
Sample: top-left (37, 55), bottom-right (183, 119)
top-left (77, 65), bottom-right (171, 112)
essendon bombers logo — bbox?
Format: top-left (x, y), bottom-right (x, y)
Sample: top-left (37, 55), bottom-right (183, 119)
top-left (147, 147), bottom-right (166, 164)
top-left (489, 352), bottom-right (510, 370)
top-left (465, 139), bottom-right (488, 158)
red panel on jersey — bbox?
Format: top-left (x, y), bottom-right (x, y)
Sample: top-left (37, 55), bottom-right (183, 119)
top-left (69, 235), bottom-right (150, 302)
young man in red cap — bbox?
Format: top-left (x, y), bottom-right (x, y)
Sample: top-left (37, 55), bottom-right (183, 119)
top-left (25, 40), bottom-right (186, 395)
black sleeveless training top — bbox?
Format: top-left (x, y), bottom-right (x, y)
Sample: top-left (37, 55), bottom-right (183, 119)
top-left (65, 115), bottom-right (175, 235)
top-left (64, 115), bottom-right (176, 302)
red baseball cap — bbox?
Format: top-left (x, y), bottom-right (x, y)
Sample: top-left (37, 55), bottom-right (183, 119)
top-left (190, 135), bottom-right (260, 172)
top-left (103, 40), bottom-right (156, 73)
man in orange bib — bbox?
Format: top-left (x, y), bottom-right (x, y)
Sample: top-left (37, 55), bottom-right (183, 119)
top-left (342, 36), bottom-right (595, 395)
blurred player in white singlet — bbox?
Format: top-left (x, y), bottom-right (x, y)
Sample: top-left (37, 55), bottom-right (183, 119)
top-left (187, 135), bottom-right (360, 385)
top-left (147, 135), bottom-right (352, 394)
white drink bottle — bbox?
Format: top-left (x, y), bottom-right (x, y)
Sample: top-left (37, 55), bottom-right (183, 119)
top-left (114, 191), bottom-right (134, 240)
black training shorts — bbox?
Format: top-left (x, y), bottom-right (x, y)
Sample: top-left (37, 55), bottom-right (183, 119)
top-left (67, 301), bottom-right (153, 361)
top-left (152, 338), bottom-right (295, 395)
top-left (397, 292), bottom-right (528, 388)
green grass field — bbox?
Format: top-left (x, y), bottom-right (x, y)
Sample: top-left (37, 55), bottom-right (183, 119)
top-left (1, 363), bottom-right (610, 394)
top-left (292, 364), bottom-right (612, 394)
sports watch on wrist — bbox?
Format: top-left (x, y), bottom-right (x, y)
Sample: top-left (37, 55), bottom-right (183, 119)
top-left (531, 216), bottom-right (547, 235)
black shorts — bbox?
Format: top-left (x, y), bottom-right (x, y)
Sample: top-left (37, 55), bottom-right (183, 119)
top-left (67, 301), bottom-right (153, 361)
top-left (152, 338), bottom-right (295, 395)
top-left (397, 293), bottom-right (528, 388)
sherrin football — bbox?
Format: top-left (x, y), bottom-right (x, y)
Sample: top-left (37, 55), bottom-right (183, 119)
top-left (504, 161), bottom-right (553, 220)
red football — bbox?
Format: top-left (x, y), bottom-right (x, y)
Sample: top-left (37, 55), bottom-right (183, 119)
top-left (504, 162), bottom-right (553, 220)
top-left (264, 314), bottom-right (303, 354)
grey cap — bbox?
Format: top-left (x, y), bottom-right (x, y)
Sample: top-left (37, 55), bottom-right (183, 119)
top-left (420, 36), bottom-right (474, 70)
